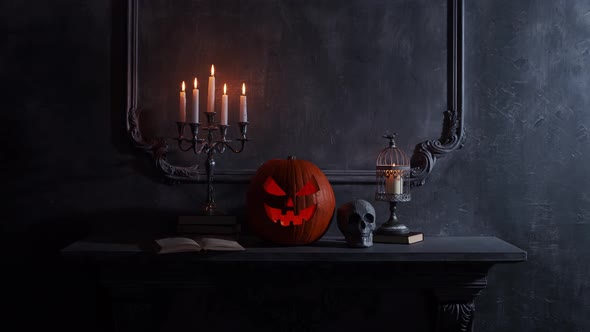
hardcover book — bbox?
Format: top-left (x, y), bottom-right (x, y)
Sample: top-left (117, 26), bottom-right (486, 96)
top-left (373, 231), bottom-right (424, 244)
top-left (176, 224), bottom-right (241, 235)
top-left (176, 215), bottom-right (241, 239)
top-left (178, 215), bottom-right (238, 225)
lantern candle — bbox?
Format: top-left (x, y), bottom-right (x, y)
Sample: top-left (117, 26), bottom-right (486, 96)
top-left (386, 171), bottom-right (395, 194)
top-left (239, 83), bottom-right (247, 122)
top-left (385, 168), bottom-right (403, 195)
top-left (179, 81), bottom-right (186, 122)
top-left (394, 174), bottom-right (403, 194)
top-left (207, 65), bottom-right (215, 113)
top-left (221, 83), bottom-right (228, 125)
top-left (189, 78), bottom-right (199, 123)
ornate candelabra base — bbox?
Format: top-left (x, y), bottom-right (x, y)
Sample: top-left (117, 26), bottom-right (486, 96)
top-left (200, 201), bottom-right (228, 216)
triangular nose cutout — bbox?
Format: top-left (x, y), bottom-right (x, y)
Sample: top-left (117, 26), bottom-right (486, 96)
top-left (286, 197), bottom-right (294, 207)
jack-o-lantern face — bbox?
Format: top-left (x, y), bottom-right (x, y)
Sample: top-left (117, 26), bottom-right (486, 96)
top-left (247, 157), bottom-right (336, 245)
top-left (263, 176), bottom-right (319, 226)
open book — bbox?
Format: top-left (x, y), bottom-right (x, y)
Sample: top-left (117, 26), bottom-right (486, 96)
top-left (154, 237), bottom-right (246, 254)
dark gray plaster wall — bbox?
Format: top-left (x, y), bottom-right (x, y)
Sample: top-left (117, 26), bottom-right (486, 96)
top-left (3, 0), bottom-right (589, 331)
top-left (462, 1), bottom-right (590, 330)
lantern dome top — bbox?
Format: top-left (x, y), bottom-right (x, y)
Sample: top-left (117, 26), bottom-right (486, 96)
top-left (376, 133), bottom-right (410, 168)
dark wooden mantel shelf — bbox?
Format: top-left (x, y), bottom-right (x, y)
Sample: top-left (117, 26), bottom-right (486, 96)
top-left (63, 236), bottom-right (524, 262)
top-left (62, 236), bottom-right (526, 332)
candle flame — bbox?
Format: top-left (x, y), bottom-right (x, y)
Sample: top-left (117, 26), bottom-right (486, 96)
top-left (211, 64), bottom-right (215, 76)
top-left (223, 83), bottom-right (227, 94)
top-left (181, 81), bottom-right (185, 92)
top-left (242, 83), bottom-right (246, 95)
top-left (194, 77), bottom-right (197, 89)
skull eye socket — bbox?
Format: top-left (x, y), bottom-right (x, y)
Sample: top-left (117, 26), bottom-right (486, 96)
top-left (263, 177), bottom-right (286, 196)
top-left (350, 213), bottom-right (361, 224)
top-left (364, 213), bottom-right (375, 223)
top-left (296, 179), bottom-right (319, 196)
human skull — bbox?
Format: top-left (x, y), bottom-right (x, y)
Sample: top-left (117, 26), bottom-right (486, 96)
top-left (337, 199), bottom-right (376, 248)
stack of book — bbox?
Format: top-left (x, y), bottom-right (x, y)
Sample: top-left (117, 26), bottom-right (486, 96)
top-left (176, 215), bottom-right (241, 240)
top-left (373, 231), bottom-right (424, 244)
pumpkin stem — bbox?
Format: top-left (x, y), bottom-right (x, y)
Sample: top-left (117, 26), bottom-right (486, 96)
top-left (287, 155), bottom-right (296, 160)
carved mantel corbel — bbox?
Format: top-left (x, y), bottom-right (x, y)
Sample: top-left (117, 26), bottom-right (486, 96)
top-left (433, 265), bottom-right (489, 332)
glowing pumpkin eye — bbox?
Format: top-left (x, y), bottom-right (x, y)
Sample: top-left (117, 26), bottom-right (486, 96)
top-left (296, 180), bottom-right (319, 196)
top-left (263, 177), bottom-right (287, 196)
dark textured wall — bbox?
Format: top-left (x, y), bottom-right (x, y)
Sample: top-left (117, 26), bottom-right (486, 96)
top-left (3, 0), bottom-right (590, 331)
top-left (135, 0), bottom-right (446, 170)
top-left (463, 1), bottom-right (590, 330)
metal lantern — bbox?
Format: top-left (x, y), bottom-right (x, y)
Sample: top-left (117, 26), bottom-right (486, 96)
top-left (375, 133), bottom-right (411, 235)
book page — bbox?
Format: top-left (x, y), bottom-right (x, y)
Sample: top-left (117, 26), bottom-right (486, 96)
top-left (197, 237), bottom-right (246, 251)
top-left (155, 237), bottom-right (202, 254)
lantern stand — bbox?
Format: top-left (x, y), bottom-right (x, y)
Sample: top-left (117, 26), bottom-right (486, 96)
top-left (375, 133), bottom-right (411, 235)
top-left (378, 201), bottom-right (408, 234)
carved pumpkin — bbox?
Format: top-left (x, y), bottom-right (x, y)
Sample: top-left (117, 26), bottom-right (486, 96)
top-left (247, 156), bottom-right (336, 245)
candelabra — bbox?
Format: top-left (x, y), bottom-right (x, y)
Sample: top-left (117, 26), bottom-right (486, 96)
top-left (174, 112), bottom-right (250, 215)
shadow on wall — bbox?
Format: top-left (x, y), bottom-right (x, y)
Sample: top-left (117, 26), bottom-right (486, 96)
top-left (4, 208), bottom-right (183, 332)
top-left (8, 208), bottom-right (185, 258)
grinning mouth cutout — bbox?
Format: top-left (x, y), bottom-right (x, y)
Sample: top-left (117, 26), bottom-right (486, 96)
top-left (264, 204), bottom-right (317, 226)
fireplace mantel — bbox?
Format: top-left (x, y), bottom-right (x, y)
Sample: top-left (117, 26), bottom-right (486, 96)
top-left (62, 236), bottom-right (526, 332)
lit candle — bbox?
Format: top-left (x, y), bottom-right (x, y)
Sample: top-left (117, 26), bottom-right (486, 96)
top-left (386, 171), bottom-right (395, 194)
top-left (239, 83), bottom-right (247, 122)
top-left (207, 65), bottom-right (215, 113)
top-left (221, 83), bottom-right (228, 125)
top-left (179, 81), bottom-right (186, 122)
top-left (189, 78), bottom-right (199, 123)
top-left (385, 168), bottom-right (403, 195)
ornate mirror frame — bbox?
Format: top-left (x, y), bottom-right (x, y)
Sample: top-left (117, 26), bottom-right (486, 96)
top-left (126, 0), bottom-right (464, 186)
